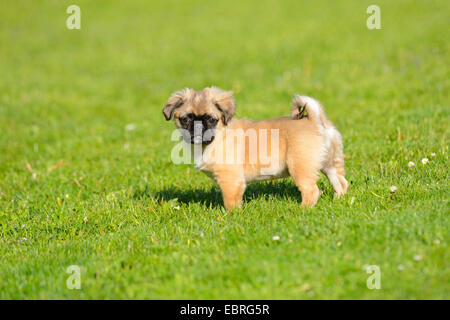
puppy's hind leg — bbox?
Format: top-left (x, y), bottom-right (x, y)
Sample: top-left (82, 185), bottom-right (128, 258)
top-left (336, 165), bottom-right (349, 195)
top-left (323, 167), bottom-right (344, 197)
top-left (325, 129), bottom-right (349, 197)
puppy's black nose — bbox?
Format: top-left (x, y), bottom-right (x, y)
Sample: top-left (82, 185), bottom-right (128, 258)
top-left (188, 120), bottom-right (215, 145)
top-left (192, 121), bottom-right (203, 144)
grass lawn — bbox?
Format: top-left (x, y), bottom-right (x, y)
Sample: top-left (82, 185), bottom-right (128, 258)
top-left (0, 0), bottom-right (448, 299)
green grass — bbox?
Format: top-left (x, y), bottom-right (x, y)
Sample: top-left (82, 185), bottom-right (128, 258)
top-left (0, 0), bottom-right (448, 299)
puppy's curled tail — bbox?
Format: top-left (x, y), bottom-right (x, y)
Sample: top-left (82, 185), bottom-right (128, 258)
top-left (291, 95), bottom-right (330, 129)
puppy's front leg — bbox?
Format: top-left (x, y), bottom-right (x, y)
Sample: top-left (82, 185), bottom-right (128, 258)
top-left (215, 170), bottom-right (246, 210)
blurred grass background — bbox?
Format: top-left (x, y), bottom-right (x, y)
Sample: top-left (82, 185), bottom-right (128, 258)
top-left (0, 0), bottom-right (448, 299)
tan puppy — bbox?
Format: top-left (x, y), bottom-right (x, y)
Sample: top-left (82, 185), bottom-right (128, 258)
top-left (163, 87), bottom-right (348, 210)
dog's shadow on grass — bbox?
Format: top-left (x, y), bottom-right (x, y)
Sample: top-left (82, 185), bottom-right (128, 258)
top-left (149, 180), bottom-right (306, 208)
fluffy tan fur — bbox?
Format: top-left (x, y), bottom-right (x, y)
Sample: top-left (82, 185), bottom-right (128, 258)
top-left (163, 87), bottom-right (348, 210)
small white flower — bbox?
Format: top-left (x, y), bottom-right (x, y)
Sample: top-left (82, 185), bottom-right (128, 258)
top-left (421, 158), bottom-right (429, 165)
top-left (83, 216), bottom-right (88, 223)
top-left (397, 264), bottom-right (405, 271)
top-left (173, 205), bottom-right (180, 210)
top-left (431, 153), bottom-right (436, 158)
top-left (272, 235), bottom-right (280, 241)
top-left (125, 123), bottom-right (136, 131)
top-left (389, 186), bottom-right (398, 194)
top-left (413, 254), bottom-right (423, 261)
top-left (408, 161), bottom-right (415, 167)
top-left (199, 232), bottom-right (204, 238)
top-left (32, 172), bottom-right (37, 180)
top-left (65, 194), bottom-right (69, 199)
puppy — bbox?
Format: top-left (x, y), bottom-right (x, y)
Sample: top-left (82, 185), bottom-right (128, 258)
top-left (163, 87), bottom-right (348, 210)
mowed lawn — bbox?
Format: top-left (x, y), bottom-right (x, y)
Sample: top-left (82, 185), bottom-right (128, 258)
top-left (0, 0), bottom-right (448, 299)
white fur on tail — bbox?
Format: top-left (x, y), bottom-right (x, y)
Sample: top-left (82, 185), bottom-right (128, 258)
top-left (291, 95), bottom-right (327, 128)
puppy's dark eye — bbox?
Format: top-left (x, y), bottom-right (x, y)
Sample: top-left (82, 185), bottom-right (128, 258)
top-left (207, 117), bottom-right (218, 125)
top-left (179, 115), bottom-right (191, 124)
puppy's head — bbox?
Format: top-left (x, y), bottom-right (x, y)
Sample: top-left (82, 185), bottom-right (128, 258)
top-left (163, 87), bottom-right (235, 145)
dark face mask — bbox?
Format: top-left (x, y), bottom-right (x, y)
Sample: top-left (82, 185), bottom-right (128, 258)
top-left (179, 114), bottom-right (218, 145)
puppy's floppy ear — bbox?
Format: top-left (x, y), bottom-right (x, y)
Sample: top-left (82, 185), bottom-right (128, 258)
top-left (206, 87), bottom-right (236, 125)
top-left (162, 88), bottom-right (193, 121)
